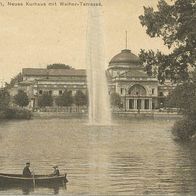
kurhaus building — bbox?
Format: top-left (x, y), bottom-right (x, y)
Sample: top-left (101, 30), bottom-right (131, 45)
top-left (9, 68), bottom-right (87, 108)
top-left (9, 48), bottom-right (174, 111)
top-left (107, 49), bottom-right (174, 111)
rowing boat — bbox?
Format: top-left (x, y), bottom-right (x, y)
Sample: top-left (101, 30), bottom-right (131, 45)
top-left (0, 173), bottom-right (68, 187)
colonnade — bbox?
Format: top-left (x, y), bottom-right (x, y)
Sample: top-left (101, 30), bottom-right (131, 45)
top-left (126, 98), bottom-right (153, 110)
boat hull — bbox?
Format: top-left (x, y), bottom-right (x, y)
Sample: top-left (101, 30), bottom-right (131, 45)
top-left (0, 173), bottom-right (68, 187)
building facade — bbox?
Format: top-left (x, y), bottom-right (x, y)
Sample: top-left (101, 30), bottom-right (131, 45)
top-left (9, 48), bottom-right (174, 111)
top-left (107, 49), bottom-right (174, 111)
top-left (9, 68), bottom-right (87, 109)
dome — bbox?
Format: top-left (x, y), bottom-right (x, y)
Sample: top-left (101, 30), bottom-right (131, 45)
top-left (109, 49), bottom-right (140, 66)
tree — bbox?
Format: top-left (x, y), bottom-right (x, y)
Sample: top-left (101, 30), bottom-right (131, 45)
top-left (47, 64), bottom-right (72, 70)
top-left (0, 89), bottom-right (10, 111)
top-left (62, 90), bottom-right (73, 107)
top-left (38, 93), bottom-right (53, 108)
top-left (110, 92), bottom-right (121, 108)
top-left (55, 95), bottom-right (65, 107)
top-left (139, 0), bottom-right (196, 83)
top-left (14, 90), bottom-right (29, 108)
top-left (74, 90), bottom-right (88, 111)
top-left (166, 71), bottom-right (196, 118)
top-left (139, 0), bottom-right (196, 141)
top-left (55, 90), bottom-right (73, 107)
top-left (6, 73), bottom-right (23, 88)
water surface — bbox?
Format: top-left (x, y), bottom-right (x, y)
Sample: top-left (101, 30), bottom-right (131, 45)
top-left (0, 119), bottom-right (195, 195)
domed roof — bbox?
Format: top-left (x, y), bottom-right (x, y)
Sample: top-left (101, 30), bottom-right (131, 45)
top-left (109, 49), bottom-right (140, 65)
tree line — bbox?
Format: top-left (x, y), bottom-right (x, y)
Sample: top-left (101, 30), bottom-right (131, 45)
top-left (1, 87), bottom-right (122, 111)
top-left (13, 89), bottom-right (88, 109)
top-left (37, 89), bottom-right (88, 110)
top-left (0, 89), bottom-right (31, 119)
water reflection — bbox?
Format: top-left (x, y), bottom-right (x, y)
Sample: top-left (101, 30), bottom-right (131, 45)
top-left (107, 143), bottom-right (196, 195)
top-left (0, 183), bottom-right (66, 195)
top-left (0, 119), bottom-right (195, 195)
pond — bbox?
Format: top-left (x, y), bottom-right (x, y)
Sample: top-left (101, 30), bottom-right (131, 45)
top-left (0, 118), bottom-right (195, 195)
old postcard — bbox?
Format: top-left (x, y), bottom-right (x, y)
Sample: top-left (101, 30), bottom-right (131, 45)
top-left (0, 0), bottom-right (195, 195)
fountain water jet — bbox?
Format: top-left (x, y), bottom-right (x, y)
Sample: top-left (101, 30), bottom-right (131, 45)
top-left (86, 3), bottom-right (111, 125)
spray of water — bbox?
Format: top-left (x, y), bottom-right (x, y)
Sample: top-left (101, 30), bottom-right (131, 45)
top-left (86, 3), bottom-right (111, 125)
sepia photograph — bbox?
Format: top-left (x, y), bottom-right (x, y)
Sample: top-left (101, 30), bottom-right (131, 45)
top-left (0, 0), bottom-right (195, 195)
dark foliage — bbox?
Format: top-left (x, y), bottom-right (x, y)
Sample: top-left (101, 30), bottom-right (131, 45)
top-left (47, 64), bottom-right (72, 70)
top-left (38, 93), bottom-right (53, 108)
top-left (14, 90), bottom-right (29, 107)
top-left (4, 108), bottom-right (32, 120)
top-left (139, 0), bottom-right (196, 83)
top-left (74, 90), bottom-right (88, 107)
top-left (172, 118), bottom-right (196, 141)
top-left (166, 84), bottom-right (196, 115)
top-left (55, 90), bottom-right (73, 107)
top-left (0, 89), bottom-right (10, 111)
top-left (139, 0), bottom-right (196, 142)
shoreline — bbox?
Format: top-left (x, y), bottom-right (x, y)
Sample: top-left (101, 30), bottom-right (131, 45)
top-left (0, 111), bottom-right (182, 121)
top-left (32, 111), bottom-right (182, 120)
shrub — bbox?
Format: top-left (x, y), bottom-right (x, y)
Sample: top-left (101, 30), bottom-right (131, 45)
top-left (172, 118), bottom-right (196, 141)
top-left (4, 108), bottom-right (32, 120)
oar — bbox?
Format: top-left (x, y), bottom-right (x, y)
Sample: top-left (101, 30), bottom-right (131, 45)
top-left (32, 170), bottom-right (36, 188)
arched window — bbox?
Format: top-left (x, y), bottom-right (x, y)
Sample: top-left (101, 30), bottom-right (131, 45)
top-left (128, 84), bottom-right (146, 96)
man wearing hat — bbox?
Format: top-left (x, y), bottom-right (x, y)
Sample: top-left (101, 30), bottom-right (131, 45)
top-left (23, 162), bottom-right (32, 177)
top-left (52, 165), bottom-right (60, 176)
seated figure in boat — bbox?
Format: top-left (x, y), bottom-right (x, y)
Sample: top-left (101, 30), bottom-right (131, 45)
top-left (51, 165), bottom-right (60, 176)
top-left (23, 162), bottom-right (32, 177)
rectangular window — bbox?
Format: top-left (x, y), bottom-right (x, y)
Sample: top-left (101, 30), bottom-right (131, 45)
top-left (39, 90), bottom-right (43, 95)
top-left (120, 88), bottom-right (123, 95)
top-left (49, 90), bottom-right (52, 95)
top-left (152, 88), bottom-right (155, 95)
top-left (129, 99), bottom-right (134, 109)
top-left (152, 99), bottom-right (155, 109)
top-left (59, 90), bottom-right (63, 95)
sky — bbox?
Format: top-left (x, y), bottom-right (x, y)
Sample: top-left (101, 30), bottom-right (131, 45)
top-left (0, 0), bottom-right (171, 83)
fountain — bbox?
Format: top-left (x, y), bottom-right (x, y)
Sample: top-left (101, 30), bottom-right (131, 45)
top-left (86, 2), bottom-right (111, 125)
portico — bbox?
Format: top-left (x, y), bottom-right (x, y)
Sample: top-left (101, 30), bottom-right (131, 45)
top-left (126, 97), bottom-right (152, 110)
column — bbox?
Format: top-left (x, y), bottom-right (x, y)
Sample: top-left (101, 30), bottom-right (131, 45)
top-left (141, 99), bottom-right (145, 110)
top-left (126, 99), bottom-right (129, 110)
top-left (149, 98), bottom-right (152, 110)
top-left (134, 99), bottom-right (137, 109)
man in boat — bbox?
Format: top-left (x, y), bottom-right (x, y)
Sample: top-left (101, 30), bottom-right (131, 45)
top-left (51, 165), bottom-right (60, 176)
top-left (23, 162), bottom-right (32, 177)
